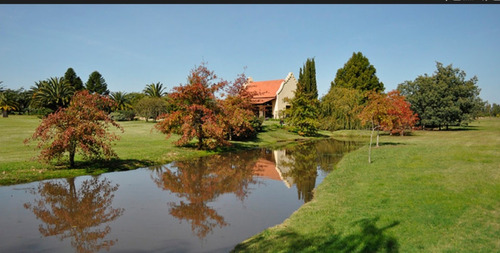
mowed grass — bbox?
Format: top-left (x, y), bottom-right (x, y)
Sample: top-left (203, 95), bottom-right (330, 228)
top-left (233, 117), bottom-right (500, 252)
top-left (0, 115), bottom-right (333, 185)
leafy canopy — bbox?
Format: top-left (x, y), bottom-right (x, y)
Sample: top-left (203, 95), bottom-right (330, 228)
top-left (298, 57), bottom-right (318, 100)
top-left (85, 71), bottom-right (110, 95)
top-left (63, 67), bottom-right (84, 91)
top-left (320, 86), bottom-right (364, 131)
top-left (31, 77), bottom-right (75, 111)
top-left (358, 90), bottom-right (418, 136)
top-left (143, 82), bottom-right (167, 98)
top-left (155, 63), bottom-right (229, 150)
top-left (285, 58), bottom-right (320, 136)
top-left (332, 52), bottom-right (384, 93)
top-left (25, 90), bottom-right (123, 167)
top-left (398, 62), bottom-right (482, 129)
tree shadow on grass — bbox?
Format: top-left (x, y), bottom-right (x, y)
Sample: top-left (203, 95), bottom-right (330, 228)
top-left (377, 142), bottom-right (407, 147)
top-left (232, 217), bottom-right (400, 253)
top-left (423, 125), bottom-right (479, 131)
top-left (74, 158), bottom-right (156, 173)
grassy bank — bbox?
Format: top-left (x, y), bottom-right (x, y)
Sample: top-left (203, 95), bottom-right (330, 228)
top-left (0, 115), bottom-right (333, 185)
top-left (233, 117), bottom-right (500, 252)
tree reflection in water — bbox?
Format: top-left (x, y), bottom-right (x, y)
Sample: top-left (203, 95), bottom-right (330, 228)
top-left (24, 177), bottom-right (124, 253)
top-left (281, 139), bottom-right (359, 203)
top-left (151, 152), bottom-right (259, 239)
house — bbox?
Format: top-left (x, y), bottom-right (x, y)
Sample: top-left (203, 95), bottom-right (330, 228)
top-left (245, 72), bottom-right (298, 119)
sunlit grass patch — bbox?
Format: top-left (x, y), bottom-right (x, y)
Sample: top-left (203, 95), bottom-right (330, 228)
top-left (233, 117), bottom-right (500, 252)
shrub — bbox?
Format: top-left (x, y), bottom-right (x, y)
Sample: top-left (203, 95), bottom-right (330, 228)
top-left (109, 110), bottom-right (135, 121)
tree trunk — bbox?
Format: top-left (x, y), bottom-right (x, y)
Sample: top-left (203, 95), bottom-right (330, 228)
top-left (69, 143), bottom-right (76, 168)
top-left (197, 124), bottom-right (203, 150)
top-left (368, 121), bottom-right (374, 164)
top-left (2, 110), bottom-right (7, 118)
top-left (376, 127), bottom-right (380, 148)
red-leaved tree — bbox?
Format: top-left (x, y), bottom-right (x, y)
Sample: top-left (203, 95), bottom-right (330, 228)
top-left (155, 63), bottom-right (228, 150)
top-left (358, 90), bottom-right (419, 163)
top-left (385, 90), bottom-right (419, 136)
top-left (220, 72), bottom-right (258, 140)
top-left (358, 91), bottom-right (392, 163)
top-left (25, 90), bottom-right (123, 167)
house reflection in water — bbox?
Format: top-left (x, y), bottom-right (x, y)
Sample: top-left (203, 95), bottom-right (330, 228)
top-left (252, 149), bottom-right (299, 190)
top-left (251, 138), bottom-right (358, 203)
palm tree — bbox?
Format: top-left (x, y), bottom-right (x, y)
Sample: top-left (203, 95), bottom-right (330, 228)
top-left (0, 90), bottom-right (18, 117)
top-left (110, 91), bottom-right (132, 111)
top-left (31, 77), bottom-right (75, 111)
top-left (143, 82), bottom-right (166, 98)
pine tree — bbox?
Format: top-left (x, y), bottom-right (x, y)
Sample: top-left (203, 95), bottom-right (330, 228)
top-left (331, 52), bottom-right (384, 93)
top-left (63, 68), bottom-right (84, 91)
top-left (85, 71), bottom-right (109, 95)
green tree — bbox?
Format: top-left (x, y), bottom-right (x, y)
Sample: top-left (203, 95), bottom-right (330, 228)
top-left (63, 68), bottom-right (84, 91)
top-left (298, 57), bottom-right (318, 100)
top-left (285, 58), bottom-right (320, 136)
top-left (492, 103), bottom-right (500, 117)
top-left (85, 71), bottom-right (109, 95)
top-left (331, 52), bottom-right (384, 93)
top-left (398, 62), bottom-right (482, 129)
top-left (133, 97), bottom-right (168, 122)
top-left (285, 93), bottom-right (320, 136)
top-left (320, 86), bottom-right (364, 130)
top-left (0, 89), bottom-right (19, 117)
top-left (13, 88), bottom-right (32, 114)
top-left (126, 92), bottom-right (146, 107)
top-left (31, 77), bottom-right (75, 111)
top-left (143, 82), bottom-right (166, 98)
top-left (110, 91), bottom-right (132, 111)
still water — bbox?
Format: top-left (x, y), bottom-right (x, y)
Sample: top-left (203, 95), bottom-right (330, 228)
top-left (0, 138), bottom-right (358, 253)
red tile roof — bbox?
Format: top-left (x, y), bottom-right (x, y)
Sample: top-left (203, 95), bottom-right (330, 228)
top-left (245, 79), bottom-right (284, 104)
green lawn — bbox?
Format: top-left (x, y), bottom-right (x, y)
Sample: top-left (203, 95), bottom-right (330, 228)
top-left (0, 115), bottom-right (333, 185)
top-left (233, 117), bottom-right (500, 252)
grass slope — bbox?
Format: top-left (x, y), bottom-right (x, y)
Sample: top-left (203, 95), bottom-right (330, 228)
top-left (233, 118), bottom-right (500, 252)
top-left (0, 115), bottom-right (332, 185)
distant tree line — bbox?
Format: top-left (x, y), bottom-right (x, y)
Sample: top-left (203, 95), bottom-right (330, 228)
top-left (2, 53), bottom-right (490, 137)
top-left (283, 52), bottom-right (486, 138)
top-left (8, 53), bottom-right (492, 168)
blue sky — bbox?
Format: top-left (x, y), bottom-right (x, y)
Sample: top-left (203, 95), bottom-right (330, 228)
top-left (1, 4), bottom-right (499, 104)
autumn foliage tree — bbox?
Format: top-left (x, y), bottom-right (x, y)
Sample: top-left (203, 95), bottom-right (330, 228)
top-left (155, 63), bottom-right (229, 150)
top-left (220, 72), bottom-right (258, 140)
top-left (25, 90), bottom-right (123, 167)
top-left (385, 90), bottom-right (419, 136)
top-left (359, 90), bottom-right (418, 163)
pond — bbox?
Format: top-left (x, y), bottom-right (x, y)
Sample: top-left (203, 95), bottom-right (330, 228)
top-left (0, 138), bottom-right (359, 253)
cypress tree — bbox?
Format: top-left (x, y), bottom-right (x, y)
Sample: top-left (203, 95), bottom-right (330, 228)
top-left (285, 57), bottom-right (320, 136)
top-left (298, 57), bottom-right (318, 100)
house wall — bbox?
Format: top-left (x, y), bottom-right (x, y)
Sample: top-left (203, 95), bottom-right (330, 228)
top-left (273, 72), bottom-right (298, 119)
